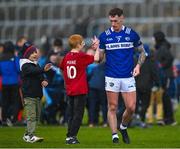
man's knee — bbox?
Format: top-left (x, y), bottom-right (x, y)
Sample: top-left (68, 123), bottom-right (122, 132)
top-left (126, 104), bottom-right (136, 114)
top-left (108, 104), bottom-right (118, 113)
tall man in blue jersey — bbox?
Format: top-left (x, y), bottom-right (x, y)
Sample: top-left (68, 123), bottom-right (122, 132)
top-left (98, 8), bottom-right (146, 144)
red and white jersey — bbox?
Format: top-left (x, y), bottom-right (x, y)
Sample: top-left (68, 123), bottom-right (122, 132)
top-left (59, 51), bottom-right (94, 96)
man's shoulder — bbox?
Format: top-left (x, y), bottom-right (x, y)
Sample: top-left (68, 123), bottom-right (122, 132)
top-left (124, 26), bottom-right (132, 34)
top-left (123, 26), bottom-right (137, 35)
top-left (100, 27), bottom-right (112, 37)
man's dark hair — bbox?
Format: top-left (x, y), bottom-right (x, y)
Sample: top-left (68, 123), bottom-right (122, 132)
top-left (153, 31), bottom-right (165, 43)
top-left (109, 8), bottom-right (123, 17)
top-left (153, 31), bottom-right (171, 49)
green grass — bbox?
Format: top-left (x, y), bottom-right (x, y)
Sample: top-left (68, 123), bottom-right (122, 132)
top-left (1, 105), bottom-right (180, 148)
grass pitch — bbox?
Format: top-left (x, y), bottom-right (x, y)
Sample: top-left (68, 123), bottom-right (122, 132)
top-left (0, 105), bottom-right (180, 148)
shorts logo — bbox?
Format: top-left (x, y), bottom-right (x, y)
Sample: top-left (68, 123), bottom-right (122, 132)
top-left (128, 85), bottom-right (134, 88)
top-left (109, 82), bottom-right (114, 87)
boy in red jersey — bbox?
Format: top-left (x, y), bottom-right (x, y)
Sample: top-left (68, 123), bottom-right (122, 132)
top-left (59, 34), bottom-right (99, 144)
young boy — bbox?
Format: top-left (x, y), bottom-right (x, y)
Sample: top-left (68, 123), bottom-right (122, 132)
top-left (59, 34), bottom-right (99, 144)
top-left (20, 42), bottom-right (52, 143)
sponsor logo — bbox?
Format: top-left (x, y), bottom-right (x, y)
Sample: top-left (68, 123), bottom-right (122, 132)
top-left (106, 42), bottom-right (133, 50)
top-left (106, 38), bottom-right (113, 41)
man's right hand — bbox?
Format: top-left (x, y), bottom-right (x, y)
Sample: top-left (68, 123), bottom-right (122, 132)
top-left (91, 36), bottom-right (99, 50)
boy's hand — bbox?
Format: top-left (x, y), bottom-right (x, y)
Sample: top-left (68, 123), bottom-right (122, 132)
top-left (91, 36), bottom-right (99, 50)
top-left (41, 80), bottom-right (48, 87)
top-left (44, 63), bottom-right (52, 71)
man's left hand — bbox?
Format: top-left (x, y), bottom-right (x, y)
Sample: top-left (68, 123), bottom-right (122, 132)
top-left (133, 64), bottom-right (140, 77)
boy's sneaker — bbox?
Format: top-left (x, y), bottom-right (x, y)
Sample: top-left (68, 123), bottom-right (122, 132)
top-left (23, 133), bottom-right (30, 142)
top-left (119, 128), bottom-right (130, 144)
top-left (23, 134), bottom-right (44, 143)
top-left (66, 136), bottom-right (80, 144)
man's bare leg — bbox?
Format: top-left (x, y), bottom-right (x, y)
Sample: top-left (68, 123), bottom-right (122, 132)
top-left (106, 91), bottom-right (119, 143)
top-left (121, 91), bottom-right (136, 124)
top-left (119, 91), bottom-right (136, 144)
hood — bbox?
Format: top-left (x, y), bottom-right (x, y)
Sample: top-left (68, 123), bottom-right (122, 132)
top-left (19, 58), bottom-right (37, 71)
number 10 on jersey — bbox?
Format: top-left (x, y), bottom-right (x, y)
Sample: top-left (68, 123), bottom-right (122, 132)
top-left (67, 66), bottom-right (77, 79)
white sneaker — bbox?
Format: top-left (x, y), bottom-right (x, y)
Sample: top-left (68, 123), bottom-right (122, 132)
top-left (29, 135), bottom-right (44, 143)
top-left (23, 134), bottom-right (44, 143)
top-left (23, 134), bottom-right (31, 142)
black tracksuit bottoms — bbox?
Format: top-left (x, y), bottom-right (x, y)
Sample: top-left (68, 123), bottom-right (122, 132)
top-left (2, 84), bottom-right (20, 122)
top-left (66, 94), bottom-right (86, 137)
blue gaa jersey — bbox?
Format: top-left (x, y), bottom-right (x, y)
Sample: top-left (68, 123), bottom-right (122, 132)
top-left (99, 25), bottom-right (142, 78)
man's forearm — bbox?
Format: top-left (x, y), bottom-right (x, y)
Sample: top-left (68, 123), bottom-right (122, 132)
top-left (99, 49), bottom-right (105, 62)
top-left (94, 48), bottom-right (100, 62)
top-left (137, 45), bottom-right (146, 66)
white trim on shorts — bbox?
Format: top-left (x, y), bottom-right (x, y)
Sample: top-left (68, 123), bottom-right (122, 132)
top-left (105, 76), bottom-right (136, 92)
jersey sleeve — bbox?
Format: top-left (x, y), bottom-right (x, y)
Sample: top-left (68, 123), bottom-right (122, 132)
top-left (81, 52), bottom-right (94, 66)
top-left (132, 30), bottom-right (142, 48)
top-left (99, 33), bottom-right (106, 50)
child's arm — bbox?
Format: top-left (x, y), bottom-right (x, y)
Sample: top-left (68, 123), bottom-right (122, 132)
top-left (22, 63), bottom-right (52, 76)
top-left (40, 63), bottom-right (53, 87)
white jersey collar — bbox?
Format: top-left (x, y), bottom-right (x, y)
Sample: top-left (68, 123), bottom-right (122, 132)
top-left (110, 25), bottom-right (125, 32)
